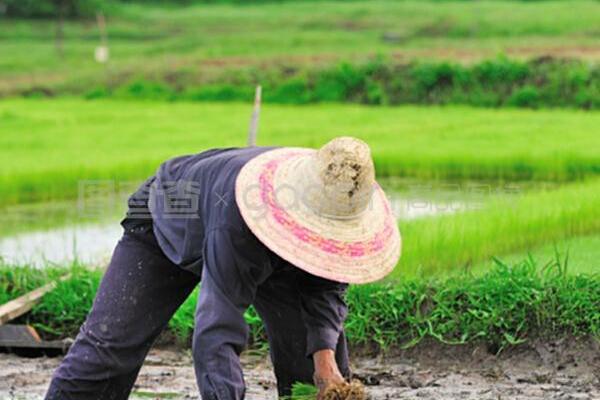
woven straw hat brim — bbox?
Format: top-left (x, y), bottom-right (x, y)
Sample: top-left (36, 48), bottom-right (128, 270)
top-left (235, 148), bottom-right (401, 284)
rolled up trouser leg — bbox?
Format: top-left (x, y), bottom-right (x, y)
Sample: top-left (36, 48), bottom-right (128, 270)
top-left (45, 222), bottom-right (199, 400)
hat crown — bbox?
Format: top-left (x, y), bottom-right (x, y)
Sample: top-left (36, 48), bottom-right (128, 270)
top-left (308, 137), bottom-right (375, 218)
top-left (235, 140), bottom-right (401, 284)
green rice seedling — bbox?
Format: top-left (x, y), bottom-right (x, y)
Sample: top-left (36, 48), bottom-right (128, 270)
top-left (1, 99), bottom-right (599, 205)
top-left (0, 262), bottom-right (66, 304)
top-left (345, 255), bottom-right (599, 351)
top-left (473, 234), bottom-right (600, 275)
top-left (26, 263), bottom-right (102, 337)
top-left (343, 281), bottom-right (429, 349)
top-left (290, 382), bottom-right (318, 400)
top-left (131, 391), bottom-right (179, 399)
top-left (397, 179), bottom-right (600, 277)
top-left (1, 257), bottom-right (597, 351)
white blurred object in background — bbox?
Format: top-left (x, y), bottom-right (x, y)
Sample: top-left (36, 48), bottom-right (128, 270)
top-left (94, 12), bottom-right (109, 64)
top-left (94, 45), bottom-right (109, 63)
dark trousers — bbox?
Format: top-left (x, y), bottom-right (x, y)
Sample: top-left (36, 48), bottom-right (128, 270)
top-left (45, 221), bottom-right (349, 399)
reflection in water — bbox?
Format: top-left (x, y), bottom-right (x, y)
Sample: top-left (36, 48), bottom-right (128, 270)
top-left (0, 223), bottom-right (122, 267)
top-left (1, 178), bottom-right (543, 267)
top-left (0, 195), bottom-right (467, 267)
top-left (390, 197), bottom-right (474, 220)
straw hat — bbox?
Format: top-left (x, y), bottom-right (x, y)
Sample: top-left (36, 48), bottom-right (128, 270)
top-left (235, 137), bottom-right (401, 284)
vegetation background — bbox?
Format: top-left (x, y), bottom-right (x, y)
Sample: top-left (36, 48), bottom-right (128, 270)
top-left (0, 0), bottom-right (598, 358)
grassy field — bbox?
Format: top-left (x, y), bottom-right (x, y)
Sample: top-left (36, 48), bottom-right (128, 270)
top-left (1, 178), bottom-right (597, 276)
top-left (474, 234), bottom-right (600, 274)
top-left (88, 58), bottom-right (600, 109)
top-left (1, 0), bottom-right (598, 373)
top-left (1, 1), bottom-right (599, 94)
top-left (1, 98), bottom-right (599, 205)
top-left (400, 179), bottom-right (600, 277)
top-left (1, 98), bottom-right (598, 277)
top-left (1, 259), bottom-right (598, 350)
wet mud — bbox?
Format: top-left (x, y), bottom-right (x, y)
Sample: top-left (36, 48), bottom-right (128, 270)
top-left (1, 337), bottom-right (598, 399)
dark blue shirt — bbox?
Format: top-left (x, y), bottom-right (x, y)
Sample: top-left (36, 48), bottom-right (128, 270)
top-left (127, 147), bottom-right (348, 398)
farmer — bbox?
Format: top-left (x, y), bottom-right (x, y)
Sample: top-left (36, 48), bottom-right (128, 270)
top-left (45, 136), bottom-right (401, 400)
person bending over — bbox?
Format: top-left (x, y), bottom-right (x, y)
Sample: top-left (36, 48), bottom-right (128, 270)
top-left (45, 136), bottom-right (401, 399)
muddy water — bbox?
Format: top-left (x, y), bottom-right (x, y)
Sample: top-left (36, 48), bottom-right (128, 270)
top-left (0, 196), bottom-right (126, 266)
top-left (0, 223), bottom-right (123, 266)
top-left (0, 179), bottom-right (543, 267)
top-left (1, 338), bottom-right (598, 399)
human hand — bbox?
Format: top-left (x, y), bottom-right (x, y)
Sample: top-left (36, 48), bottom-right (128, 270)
top-left (312, 349), bottom-right (346, 399)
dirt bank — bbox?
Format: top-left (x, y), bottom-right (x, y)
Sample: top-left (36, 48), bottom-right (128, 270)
top-left (1, 338), bottom-right (598, 399)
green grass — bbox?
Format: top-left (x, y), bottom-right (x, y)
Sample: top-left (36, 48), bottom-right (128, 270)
top-left (2, 0), bottom-right (598, 367)
top-left (2, 257), bottom-right (598, 352)
top-left (398, 179), bottom-right (600, 277)
top-left (1, 99), bottom-right (599, 205)
top-left (1, 99), bottom-right (598, 280)
top-left (290, 383), bottom-right (318, 400)
top-left (0, 263), bottom-right (68, 305)
top-left (0, 263), bottom-right (101, 337)
top-left (1, 1), bottom-right (600, 94)
top-left (88, 58), bottom-right (600, 109)
top-left (474, 234), bottom-right (600, 275)
top-left (131, 391), bottom-right (179, 399)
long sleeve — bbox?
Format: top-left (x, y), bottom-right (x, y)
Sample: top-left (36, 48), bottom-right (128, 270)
top-left (296, 271), bottom-right (349, 357)
top-left (193, 226), bottom-right (273, 400)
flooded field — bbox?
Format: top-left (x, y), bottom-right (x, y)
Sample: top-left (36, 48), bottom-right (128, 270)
top-left (0, 179), bottom-right (552, 267)
top-left (2, 2), bottom-right (599, 398)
